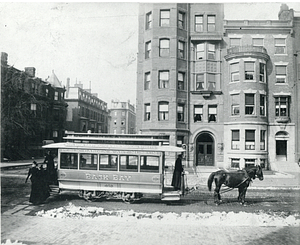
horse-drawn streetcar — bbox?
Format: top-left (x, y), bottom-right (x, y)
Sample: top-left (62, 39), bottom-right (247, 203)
top-left (43, 133), bottom-right (185, 203)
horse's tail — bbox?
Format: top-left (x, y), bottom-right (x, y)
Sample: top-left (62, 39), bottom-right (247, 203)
top-left (207, 172), bottom-right (215, 191)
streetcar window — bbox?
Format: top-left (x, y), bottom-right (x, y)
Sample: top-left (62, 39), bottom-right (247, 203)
top-left (79, 153), bottom-right (98, 170)
top-left (60, 153), bottom-right (78, 169)
top-left (99, 154), bottom-right (117, 171)
top-left (140, 156), bottom-right (159, 173)
top-left (120, 155), bottom-right (138, 172)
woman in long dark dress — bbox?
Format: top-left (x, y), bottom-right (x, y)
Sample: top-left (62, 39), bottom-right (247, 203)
top-left (25, 161), bottom-right (40, 204)
top-left (171, 154), bottom-right (184, 191)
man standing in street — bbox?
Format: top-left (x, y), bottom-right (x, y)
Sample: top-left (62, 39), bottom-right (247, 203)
top-left (171, 154), bottom-right (184, 191)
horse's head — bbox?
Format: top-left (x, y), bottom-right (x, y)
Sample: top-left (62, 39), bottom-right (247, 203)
top-left (246, 165), bottom-right (264, 180)
top-left (256, 165), bottom-right (264, 181)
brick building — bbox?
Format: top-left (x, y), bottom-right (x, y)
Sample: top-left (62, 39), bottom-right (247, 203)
top-left (136, 3), bottom-right (300, 171)
top-left (64, 80), bottom-right (109, 133)
top-left (109, 100), bottom-right (136, 134)
top-left (1, 52), bottom-right (67, 160)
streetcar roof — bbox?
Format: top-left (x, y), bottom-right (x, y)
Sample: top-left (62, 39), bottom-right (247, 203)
top-left (42, 142), bottom-right (185, 152)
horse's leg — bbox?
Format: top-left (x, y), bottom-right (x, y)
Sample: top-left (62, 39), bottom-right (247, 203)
top-left (213, 179), bottom-right (222, 205)
top-left (239, 186), bottom-right (248, 205)
top-left (238, 187), bottom-right (242, 202)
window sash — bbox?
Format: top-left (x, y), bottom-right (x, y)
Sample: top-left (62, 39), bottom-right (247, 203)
top-left (232, 130), bottom-right (240, 141)
top-left (245, 94), bottom-right (255, 105)
top-left (245, 130), bottom-right (255, 141)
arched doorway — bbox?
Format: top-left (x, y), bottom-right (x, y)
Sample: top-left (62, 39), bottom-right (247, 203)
top-left (195, 133), bottom-right (214, 166)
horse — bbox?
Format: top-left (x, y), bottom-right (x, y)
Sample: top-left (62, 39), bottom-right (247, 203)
top-left (207, 165), bottom-right (264, 205)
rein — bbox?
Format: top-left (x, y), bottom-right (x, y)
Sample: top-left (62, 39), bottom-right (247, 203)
top-left (219, 170), bottom-right (255, 194)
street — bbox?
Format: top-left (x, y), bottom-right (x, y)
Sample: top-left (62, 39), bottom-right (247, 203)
top-left (1, 167), bottom-right (300, 245)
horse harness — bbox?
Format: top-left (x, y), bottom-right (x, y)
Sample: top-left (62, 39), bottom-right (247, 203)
top-left (219, 170), bottom-right (253, 194)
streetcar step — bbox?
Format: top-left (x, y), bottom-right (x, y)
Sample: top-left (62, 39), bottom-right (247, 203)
top-left (161, 192), bottom-right (181, 201)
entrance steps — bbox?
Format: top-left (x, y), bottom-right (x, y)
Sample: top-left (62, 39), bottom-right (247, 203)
top-left (272, 161), bottom-right (300, 173)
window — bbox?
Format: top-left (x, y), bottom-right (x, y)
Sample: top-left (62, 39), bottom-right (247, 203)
top-left (121, 121), bottom-right (125, 126)
top-left (275, 97), bottom-right (289, 117)
top-left (231, 158), bottom-right (240, 169)
top-left (144, 72), bottom-right (150, 90)
top-left (231, 130), bottom-right (240, 150)
top-left (275, 65), bottom-right (287, 83)
top-left (196, 74), bottom-right (204, 90)
top-left (177, 104), bottom-right (184, 122)
top-left (45, 88), bottom-right (49, 97)
top-left (140, 156), bottom-right (159, 173)
top-left (159, 39), bottom-right (170, 57)
top-left (60, 153), bottom-right (78, 169)
top-left (53, 131), bottom-right (58, 138)
top-left (120, 155), bottom-right (138, 172)
top-left (245, 130), bottom-right (255, 150)
top-left (260, 159), bottom-right (267, 169)
top-left (259, 63), bottom-right (265, 82)
top-left (178, 12), bottom-right (185, 29)
top-left (195, 15), bottom-right (203, 32)
top-left (260, 94), bottom-right (266, 116)
top-left (231, 94), bottom-right (240, 116)
top-left (178, 41), bottom-right (185, 59)
top-left (178, 72), bottom-right (184, 90)
top-left (208, 105), bottom-right (217, 122)
top-left (252, 38), bottom-right (263, 47)
top-left (275, 38), bottom-right (286, 54)
top-left (194, 105), bottom-right (203, 122)
top-left (260, 130), bottom-right (266, 150)
top-left (207, 15), bottom-right (216, 32)
top-left (99, 154), bottom-right (118, 171)
top-left (54, 91), bottom-right (59, 100)
top-left (245, 159), bottom-right (255, 168)
top-left (230, 63), bottom-right (240, 82)
top-left (145, 103), bottom-right (151, 121)
top-left (158, 71), bottom-right (169, 89)
top-left (230, 38), bottom-right (240, 47)
top-left (207, 74), bottom-right (216, 90)
top-left (158, 102), bottom-right (169, 121)
top-left (114, 120), bottom-right (117, 125)
top-left (245, 62), bottom-right (254, 80)
top-left (145, 41), bottom-right (151, 59)
top-left (146, 12), bottom-right (152, 29)
top-left (79, 154), bottom-right (98, 170)
top-left (31, 103), bottom-right (37, 111)
top-left (160, 10), bottom-right (170, 26)
top-left (245, 94), bottom-right (255, 115)
top-left (196, 43), bottom-right (204, 60)
top-left (207, 44), bottom-right (215, 60)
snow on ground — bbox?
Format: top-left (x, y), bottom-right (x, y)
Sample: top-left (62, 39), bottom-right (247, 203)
top-left (35, 202), bottom-right (300, 227)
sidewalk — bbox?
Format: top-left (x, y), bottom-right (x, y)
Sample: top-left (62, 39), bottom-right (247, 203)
top-left (0, 158), bottom-right (45, 170)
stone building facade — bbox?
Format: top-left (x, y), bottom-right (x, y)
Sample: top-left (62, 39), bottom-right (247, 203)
top-left (136, 3), bottom-right (300, 171)
top-left (109, 100), bottom-right (136, 134)
top-left (64, 80), bottom-right (109, 133)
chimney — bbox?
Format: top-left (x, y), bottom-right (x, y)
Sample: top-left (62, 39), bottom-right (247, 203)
top-left (1, 52), bottom-right (8, 66)
top-left (25, 67), bottom-right (36, 77)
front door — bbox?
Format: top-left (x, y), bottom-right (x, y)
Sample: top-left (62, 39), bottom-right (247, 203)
top-left (276, 140), bottom-right (287, 161)
top-left (197, 143), bottom-right (214, 166)
top-left (196, 133), bottom-right (214, 166)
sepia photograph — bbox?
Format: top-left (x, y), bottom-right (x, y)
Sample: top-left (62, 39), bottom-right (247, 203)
top-left (1, 1), bottom-right (300, 244)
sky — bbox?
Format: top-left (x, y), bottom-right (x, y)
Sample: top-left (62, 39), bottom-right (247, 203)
top-left (1, 2), bottom-right (300, 107)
